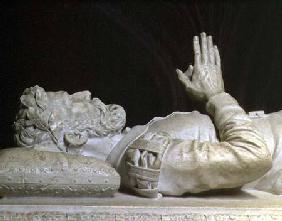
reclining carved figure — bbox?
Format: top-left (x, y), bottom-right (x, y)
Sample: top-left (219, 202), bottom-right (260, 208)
top-left (8, 32), bottom-right (282, 198)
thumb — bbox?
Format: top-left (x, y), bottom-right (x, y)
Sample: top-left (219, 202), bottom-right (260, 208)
top-left (176, 69), bottom-right (193, 89)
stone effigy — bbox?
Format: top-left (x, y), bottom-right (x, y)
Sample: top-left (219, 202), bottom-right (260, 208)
top-left (1, 31), bottom-right (282, 220)
top-left (2, 32), bottom-right (282, 200)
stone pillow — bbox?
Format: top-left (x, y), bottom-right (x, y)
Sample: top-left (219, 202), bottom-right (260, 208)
top-left (0, 148), bottom-right (120, 196)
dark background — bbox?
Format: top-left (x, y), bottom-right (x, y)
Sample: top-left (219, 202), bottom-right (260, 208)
top-left (1, 0), bottom-right (282, 147)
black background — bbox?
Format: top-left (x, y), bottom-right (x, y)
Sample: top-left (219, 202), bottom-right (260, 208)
top-left (1, 0), bottom-right (282, 147)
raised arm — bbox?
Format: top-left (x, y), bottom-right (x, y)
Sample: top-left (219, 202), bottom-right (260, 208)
top-left (170, 33), bottom-right (272, 193)
top-left (122, 33), bottom-right (272, 197)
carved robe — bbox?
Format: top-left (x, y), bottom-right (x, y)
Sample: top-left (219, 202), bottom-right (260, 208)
top-left (108, 93), bottom-right (275, 196)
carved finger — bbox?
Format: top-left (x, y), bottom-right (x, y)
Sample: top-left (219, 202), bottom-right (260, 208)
top-left (126, 149), bottom-right (140, 166)
top-left (193, 36), bottom-right (201, 66)
top-left (133, 149), bottom-right (141, 166)
top-left (186, 65), bottom-right (193, 78)
top-left (200, 32), bottom-right (208, 64)
top-left (208, 36), bottom-right (215, 64)
top-left (176, 69), bottom-right (193, 89)
top-left (214, 45), bottom-right (221, 69)
top-left (184, 65), bottom-right (193, 78)
top-left (140, 151), bottom-right (148, 168)
top-left (154, 153), bottom-right (162, 169)
top-left (148, 153), bottom-right (156, 168)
